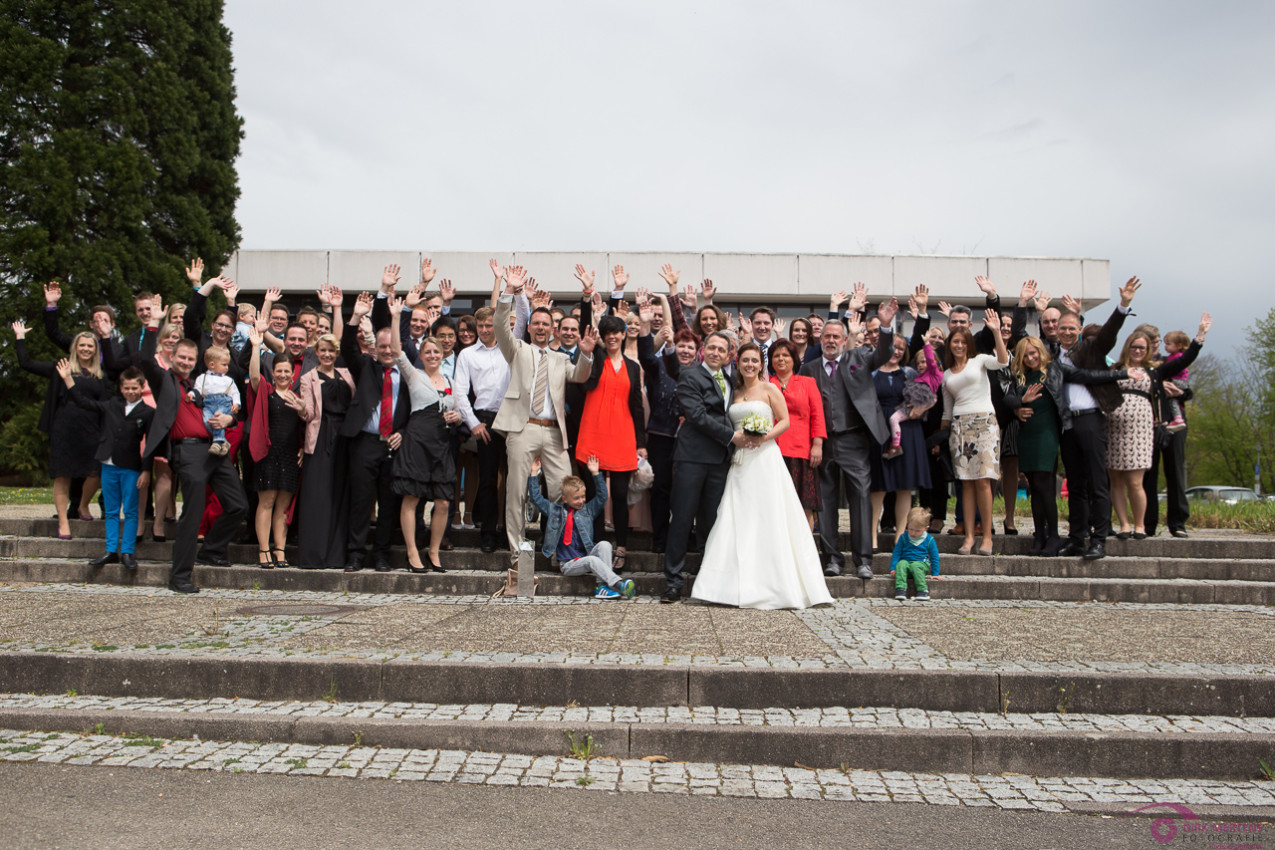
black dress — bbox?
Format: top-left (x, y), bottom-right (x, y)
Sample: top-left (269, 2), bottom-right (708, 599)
top-left (16, 340), bottom-right (104, 479)
top-left (391, 386), bottom-right (456, 503)
top-left (254, 392), bottom-right (302, 493)
top-left (297, 374), bottom-right (353, 568)
top-left (869, 367), bottom-right (932, 492)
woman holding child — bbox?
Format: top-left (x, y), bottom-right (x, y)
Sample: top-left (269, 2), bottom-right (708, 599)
top-left (869, 332), bottom-right (932, 548)
top-left (692, 342), bottom-right (833, 610)
top-left (247, 325), bottom-right (307, 568)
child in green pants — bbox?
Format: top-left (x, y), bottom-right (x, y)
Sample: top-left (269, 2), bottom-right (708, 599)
top-left (890, 507), bottom-right (942, 600)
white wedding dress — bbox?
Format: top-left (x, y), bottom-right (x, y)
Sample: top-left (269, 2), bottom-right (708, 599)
top-left (691, 400), bottom-right (834, 610)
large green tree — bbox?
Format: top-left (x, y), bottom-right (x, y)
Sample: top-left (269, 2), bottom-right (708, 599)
top-left (0, 0), bottom-right (242, 477)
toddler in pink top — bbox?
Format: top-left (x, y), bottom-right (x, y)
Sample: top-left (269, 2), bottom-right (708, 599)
top-left (884, 343), bottom-right (941, 459)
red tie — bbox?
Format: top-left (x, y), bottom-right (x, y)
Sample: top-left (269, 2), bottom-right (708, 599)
top-left (563, 510), bottom-right (574, 546)
top-left (292, 360), bottom-right (303, 389)
top-left (379, 367), bottom-right (394, 437)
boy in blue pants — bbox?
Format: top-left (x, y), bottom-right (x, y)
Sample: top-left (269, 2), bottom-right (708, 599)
top-left (528, 455), bottom-right (635, 600)
top-left (59, 360), bottom-right (153, 571)
top-left (890, 507), bottom-right (942, 600)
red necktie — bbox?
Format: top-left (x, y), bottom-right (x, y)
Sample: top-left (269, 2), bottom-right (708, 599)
top-left (379, 367), bottom-right (394, 437)
top-left (563, 510), bottom-right (574, 546)
top-left (292, 360), bottom-right (303, 389)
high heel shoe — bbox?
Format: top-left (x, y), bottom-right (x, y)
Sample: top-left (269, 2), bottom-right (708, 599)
top-left (428, 556), bottom-right (446, 573)
top-left (408, 560), bottom-right (429, 574)
top-left (271, 547), bottom-right (289, 568)
top-left (258, 549), bottom-right (274, 569)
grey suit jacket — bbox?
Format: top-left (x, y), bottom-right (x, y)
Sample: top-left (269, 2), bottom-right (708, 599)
top-left (800, 329), bottom-right (894, 445)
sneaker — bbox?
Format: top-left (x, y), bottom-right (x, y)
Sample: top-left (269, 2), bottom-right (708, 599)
top-left (594, 585), bottom-right (622, 600)
top-left (1166, 418), bottom-right (1186, 433)
top-left (617, 579), bottom-right (636, 599)
top-left (894, 590), bottom-right (907, 601)
top-left (915, 591), bottom-right (930, 601)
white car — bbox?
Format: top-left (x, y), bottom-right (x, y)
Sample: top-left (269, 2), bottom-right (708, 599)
top-left (1183, 486), bottom-right (1262, 505)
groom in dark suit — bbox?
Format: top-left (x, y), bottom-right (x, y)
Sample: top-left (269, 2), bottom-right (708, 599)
top-left (801, 297), bottom-right (898, 579)
top-left (661, 332), bottom-right (746, 603)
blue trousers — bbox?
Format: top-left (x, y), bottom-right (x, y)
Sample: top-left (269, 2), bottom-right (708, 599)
top-left (101, 464), bottom-right (141, 554)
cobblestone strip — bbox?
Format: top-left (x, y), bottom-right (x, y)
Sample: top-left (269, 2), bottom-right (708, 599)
top-left (3, 584), bottom-right (1274, 676)
top-left (4, 694), bottom-right (1275, 734)
top-left (2, 728), bottom-right (1272, 810)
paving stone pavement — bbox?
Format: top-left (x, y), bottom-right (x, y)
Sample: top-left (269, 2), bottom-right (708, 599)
top-left (3, 727), bottom-right (1272, 811)
top-left (2, 582), bottom-right (1274, 675)
top-left (4, 693), bottom-right (1275, 734)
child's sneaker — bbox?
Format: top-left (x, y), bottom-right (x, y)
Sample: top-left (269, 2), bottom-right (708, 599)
top-left (1166, 416), bottom-right (1186, 433)
top-left (617, 579), bottom-right (636, 599)
top-left (594, 585), bottom-right (622, 600)
top-left (894, 590), bottom-right (907, 601)
top-left (915, 591), bottom-right (930, 601)
top-left (208, 441), bottom-right (226, 456)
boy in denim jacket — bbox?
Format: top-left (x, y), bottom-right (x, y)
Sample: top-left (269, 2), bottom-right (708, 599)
top-left (529, 455), bottom-right (636, 600)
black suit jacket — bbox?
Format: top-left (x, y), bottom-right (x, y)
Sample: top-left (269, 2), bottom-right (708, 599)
top-left (138, 326), bottom-right (184, 459)
top-left (674, 364), bottom-right (735, 465)
top-left (1063, 305), bottom-right (1129, 414)
top-left (339, 321), bottom-right (411, 439)
top-left (68, 387), bottom-right (154, 471)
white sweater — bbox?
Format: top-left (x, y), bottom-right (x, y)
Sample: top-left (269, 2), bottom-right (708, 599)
top-left (941, 354), bottom-right (1006, 419)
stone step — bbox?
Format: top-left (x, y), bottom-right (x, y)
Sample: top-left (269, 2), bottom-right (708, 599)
top-left (3, 535), bottom-right (1273, 584)
top-left (1, 693), bottom-right (1272, 779)
top-left (4, 517), bottom-right (1271, 560)
top-left (4, 650), bottom-right (1273, 718)
top-left (3, 557), bottom-right (1275, 604)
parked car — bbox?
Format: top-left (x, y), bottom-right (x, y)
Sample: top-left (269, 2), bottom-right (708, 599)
top-left (1184, 486), bottom-right (1263, 505)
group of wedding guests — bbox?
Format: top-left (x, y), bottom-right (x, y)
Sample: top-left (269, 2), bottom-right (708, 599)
top-left (11, 257), bottom-right (1209, 603)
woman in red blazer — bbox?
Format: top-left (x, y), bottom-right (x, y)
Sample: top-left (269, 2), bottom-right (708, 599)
top-left (769, 339), bottom-right (826, 530)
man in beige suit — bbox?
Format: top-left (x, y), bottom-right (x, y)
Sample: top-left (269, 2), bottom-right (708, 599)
top-left (494, 265), bottom-right (597, 565)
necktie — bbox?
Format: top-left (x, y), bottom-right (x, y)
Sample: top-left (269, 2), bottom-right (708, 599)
top-left (379, 367), bottom-right (394, 437)
top-left (563, 509), bottom-right (574, 546)
top-left (532, 348), bottom-right (548, 416)
top-left (826, 360), bottom-right (835, 378)
top-left (713, 371), bottom-right (728, 403)
top-left (292, 359), bottom-right (303, 389)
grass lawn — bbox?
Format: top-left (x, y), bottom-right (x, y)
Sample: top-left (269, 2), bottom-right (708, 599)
top-left (0, 486), bottom-right (53, 505)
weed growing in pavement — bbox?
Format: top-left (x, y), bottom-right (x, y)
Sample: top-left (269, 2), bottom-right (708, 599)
top-left (223, 758), bottom-right (240, 766)
top-left (322, 676), bottom-right (339, 704)
top-left (121, 733), bottom-right (162, 748)
top-left (64, 688), bottom-right (77, 697)
top-left (352, 731), bottom-right (363, 747)
top-left (91, 723), bottom-right (105, 735)
top-left (1057, 687), bottom-right (1070, 715)
top-left (285, 758), bottom-right (308, 768)
top-left (1260, 758), bottom-right (1274, 781)
top-left (3, 744), bottom-right (38, 754)
top-left (252, 581), bottom-right (261, 591)
top-left (575, 776), bottom-right (594, 786)
top-left (337, 762), bottom-right (351, 769)
top-left (999, 689), bottom-right (1011, 717)
top-left (566, 731), bottom-right (600, 760)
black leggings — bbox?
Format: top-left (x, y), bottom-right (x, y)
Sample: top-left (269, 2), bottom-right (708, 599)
top-left (1025, 470), bottom-right (1058, 543)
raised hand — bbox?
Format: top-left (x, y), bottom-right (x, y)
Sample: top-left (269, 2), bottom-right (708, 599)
top-left (490, 258), bottom-right (506, 282)
top-left (737, 311), bottom-right (752, 337)
top-left (829, 289), bottom-right (848, 311)
top-left (210, 275), bottom-right (234, 291)
top-left (578, 324), bottom-right (599, 355)
top-left (327, 285), bottom-right (344, 309)
top-left (589, 290), bottom-right (603, 315)
top-left (700, 278), bottom-right (717, 302)
top-left (381, 264), bottom-right (402, 294)
top-left (774, 317), bottom-right (787, 336)
top-left (506, 265), bottom-right (527, 291)
top-left (614, 299), bottom-right (631, 317)
top-left (351, 291), bottom-right (374, 319)
top-left (877, 296), bottom-right (899, 327)
top-left (250, 324), bottom-right (265, 346)
top-left (1033, 288), bottom-right (1051, 315)
top-left (1060, 294), bottom-right (1081, 315)
top-left (43, 281), bottom-right (61, 306)
top-left (1022, 382), bottom-right (1044, 404)
top-left (438, 279), bottom-right (455, 304)
top-left (186, 258), bottom-right (205, 285)
top-left (11, 319), bottom-right (27, 338)
top-left (1018, 279), bottom-right (1037, 307)
top-left (574, 264), bottom-right (595, 292)
top-left (55, 358), bottom-right (71, 381)
top-left (529, 280), bottom-right (551, 309)
top-left (388, 295), bottom-right (406, 314)
top-left (254, 315), bottom-right (270, 335)
top-left (654, 325), bottom-right (673, 349)
top-left (420, 257), bottom-right (436, 285)
top-left (936, 300), bottom-right (952, 318)
top-left (1195, 312), bottom-right (1212, 343)
top-left (634, 286), bottom-right (652, 307)
top-left (90, 312), bottom-right (113, 338)
top-left (1118, 276), bottom-right (1141, 307)
top-left (983, 309), bottom-right (1002, 331)
top-left (913, 283), bottom-right (929, 315)
top-left (848, 282), bottom-right (869, 314)
top-left (150, 292), bottom-right (164, 317)
top-left (680, 283), bottom-right (697, 310)
top-left (907, 295), bottom-right (919, 319)
top-left (264, 285), bottom-right (283, 304)
top-left (405, 282), bottom-right (425, 309)
top-left (638, 299), bottom-right (656, 324)
top-left (974, 275), bottom-right (996, 296)
top-left (530, 456), bottom-right (542, 478)
top-left (611, 265), bottom-right (629, 289)
top-left (586, 454), bottom-right (600, 476)
top-left (658, 264), bottom-right (680, 288)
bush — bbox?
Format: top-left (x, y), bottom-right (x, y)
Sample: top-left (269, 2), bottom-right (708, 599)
top-left (0, 401), bottom-right (49, 484)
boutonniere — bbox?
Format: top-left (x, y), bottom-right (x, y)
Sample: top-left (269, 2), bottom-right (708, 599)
top-left (847, 364), bottom-right (861, 376)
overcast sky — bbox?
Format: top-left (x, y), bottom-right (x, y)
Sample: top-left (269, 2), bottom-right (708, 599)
top-left (222, 0), bottom-right (1274, 353)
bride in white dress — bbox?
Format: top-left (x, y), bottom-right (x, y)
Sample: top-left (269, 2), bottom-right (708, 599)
top-left (691, 343), bottom-right (834, 610)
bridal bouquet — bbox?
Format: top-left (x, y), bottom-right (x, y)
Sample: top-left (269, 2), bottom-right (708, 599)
top-left (740, 413), bottom-right (771, 437)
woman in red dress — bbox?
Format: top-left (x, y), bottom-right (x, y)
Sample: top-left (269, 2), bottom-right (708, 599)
top-left (768, 339), bottom-right (826, 531)
top-left (575, 314), bottom-right (647, 571)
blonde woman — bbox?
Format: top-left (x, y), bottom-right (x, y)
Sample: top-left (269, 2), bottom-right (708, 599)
top-left (13, 321), bottom-right (106, 538)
